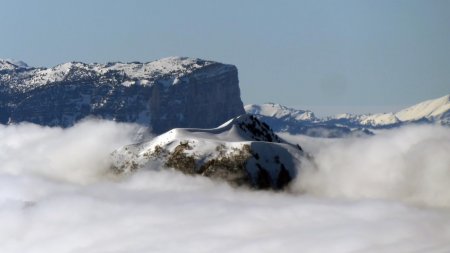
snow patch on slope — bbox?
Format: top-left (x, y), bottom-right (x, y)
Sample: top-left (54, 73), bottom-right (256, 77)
top-left (0, 59), bottom-right (29, 70)
top-left (246, 94), bottom-right (450, 136)
top-left (395, 94), bottom-right (450, 121)
top-left (245, 103), bottom-right (317, 121)
top-left (95, 57), bottom-right (214, 80)
top-left (4, 57), bottom-right (225, 92)
top-left (359, 113), bottom-right (400, 126)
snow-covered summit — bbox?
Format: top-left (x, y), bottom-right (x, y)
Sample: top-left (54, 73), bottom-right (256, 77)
top-left (327, 95), bottom-right (450, 126)
top-left (3, 56), bottom-right (226, 92)
top-left (395, 94), bottom-right (450, 122)
top-left (245, 94), bottom-right (450, 137)
top-left (0, 59), bottom-right (29, 70)
top-left (94, 56), bottom-right (218, 80)
top-left (245, 103), bottom-right (317, 121)
top-left (111, 114), bottom-right (307, 189)
top-left (359, 113), bottom-right (401, 126)
top-left (332, 113), bottom-right (358, 120)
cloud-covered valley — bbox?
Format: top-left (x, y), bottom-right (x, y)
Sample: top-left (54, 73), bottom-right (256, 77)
top-left (1, 120), bottom-right (450, 253)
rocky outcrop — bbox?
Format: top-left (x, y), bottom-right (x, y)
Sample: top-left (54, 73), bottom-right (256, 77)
top-left (0, 57), bottom-right (245, 133)
top-left (110, 115), bottom-right (308, 190)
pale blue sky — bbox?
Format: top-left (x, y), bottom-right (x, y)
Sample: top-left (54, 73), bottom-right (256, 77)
top-left (1, 0), bottom-right (449, 115)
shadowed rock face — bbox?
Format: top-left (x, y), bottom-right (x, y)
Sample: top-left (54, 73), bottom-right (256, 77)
top-left (0, 57), bottom-right (245, 133)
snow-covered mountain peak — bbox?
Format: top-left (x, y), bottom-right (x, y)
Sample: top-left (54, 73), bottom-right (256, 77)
top-left (148, 114), bottom-right (282, 145)
top-left (2, 56), bottom-right (231, 93)
top-left (96, 56), bottom-right (216, 79)
top-left (245, 94), bottom-right (449, 138)
top-left (395, 94), bottom-right (450, 121)
top-left (145, 56), bottom-right (210, 70)
top-left (26, 62), bottom-right (92, 86)
top-left (332, 113), bottom-right (359, 120)
top-left (0, 59), bottom-right (29, 70)
top-left (218, 114), bottom-right (283, 143)
top-left (0, 60), bottom-right (17, 71)
top-left (245, 103), bottom-right (317, 121)
top-left (359, 113), bottom-right (400, 126)
top-left (111, 114), bottom-right (306, 189)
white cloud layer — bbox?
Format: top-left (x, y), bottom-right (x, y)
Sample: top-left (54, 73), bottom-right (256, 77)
top-left (1, 120), bottom-right (450, 253)
top-left (0, 119), bottom-right (143, 183)
top-left (283, 125), bottom-right (450, 208)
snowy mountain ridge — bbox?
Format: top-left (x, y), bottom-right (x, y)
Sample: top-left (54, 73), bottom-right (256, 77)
top-left (1, 57), bottom-right (219, 92)
top-left (246, 94), bottom-right (450, 137)
top-left (0, 59), bottom-right (29, 71)
top-left (395, 94), bottom-right (450, 123)
top-left (246, 103), bottom-right (318, 122)
top-left (0, 57), bottom-right (245, 133)
top-left (328, 94), bottom-right (450, 126)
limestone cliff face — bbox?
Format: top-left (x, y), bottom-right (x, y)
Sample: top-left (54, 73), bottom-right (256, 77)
top-left (0, 57), bottom-right (245, 133)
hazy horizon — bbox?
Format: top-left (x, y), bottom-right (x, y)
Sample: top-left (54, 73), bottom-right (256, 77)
top-left (2, 119), bottom-right (450, 252)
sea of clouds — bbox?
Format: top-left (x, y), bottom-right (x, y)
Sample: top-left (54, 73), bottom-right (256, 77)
top-left (1, 119), bottom-right (450, 253)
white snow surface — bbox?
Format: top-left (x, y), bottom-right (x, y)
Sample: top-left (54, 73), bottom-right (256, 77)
top-left (6, 57), bottom-right (220, 91)
top-left (245, 103), bottom-right (317, 121)
top-left (359, 113), bottom-right (401, 126)
top-left (95, 56), bottom-right (214, 79)
top-left (0, 59), bottom-right (28, 70)
top-left (395, 94), bottom-right (450, 121)
top-left (333, 113), bottom-right (358, 120)
top-left (328, 95), bottom-right (450, 125)
top-left (246, 94), bottom-right (450, 128)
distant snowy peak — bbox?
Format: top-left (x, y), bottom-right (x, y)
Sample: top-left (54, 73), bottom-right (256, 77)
top-left (359, 113), bottom-right (401, 126)
top-left (245, 94), bottom-right (450, 137)
top-left (0, 60), bottom-right (16, 71)
top-left (329, 112), bottom-right (400, 126)
top-left (395, 94), bottom-right (450, 122)
top-left (245, 103), bottom-right (317, 121)
top-left (244, 103), bottom-right (368, 138)
top-left (0, 59), bottom-right (29, 70)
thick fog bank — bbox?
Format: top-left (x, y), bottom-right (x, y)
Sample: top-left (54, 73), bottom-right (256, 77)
top-left (281, 125), bottom-right (450, 208)
top-left (0, 119), bottom-right (147, 183)
top-left (1, 121), bottom-right (450, 253)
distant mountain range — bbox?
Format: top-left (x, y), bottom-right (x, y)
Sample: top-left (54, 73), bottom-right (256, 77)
top-left (246, 94), bottom-right (450, 137)
top-left (1, 57), bottom-right (448, 138)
